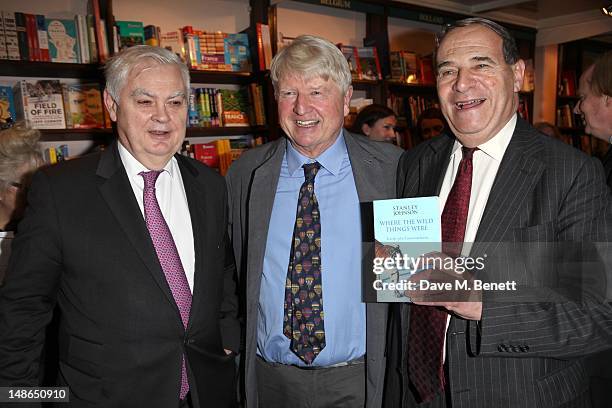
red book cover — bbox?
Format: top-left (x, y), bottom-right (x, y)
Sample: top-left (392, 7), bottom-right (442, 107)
top-left (193, 143), bottom-right (219, 169)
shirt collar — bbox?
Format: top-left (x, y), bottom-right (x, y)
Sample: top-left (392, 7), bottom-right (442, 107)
top-left (117, 142), bottom-right (177, 180)
top-left (450, 114), bottom-right (517, 161)
top-left (286, 130), bottom-right (346, 176)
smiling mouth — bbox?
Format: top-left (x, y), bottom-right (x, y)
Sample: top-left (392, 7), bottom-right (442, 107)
top-left (149, 130), bottom-right (170, 136)
top-left (295, 120), bottom-right (319, 127)
top-left (455, 99), bottom-right (486, 110)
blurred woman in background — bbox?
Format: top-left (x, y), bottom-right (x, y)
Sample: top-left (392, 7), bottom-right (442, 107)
top-left (351, 104), bottom-right (398, 143)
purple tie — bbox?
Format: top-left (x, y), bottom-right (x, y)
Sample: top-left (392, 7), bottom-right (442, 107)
top-left (140, 170), bottom-right (191, 400)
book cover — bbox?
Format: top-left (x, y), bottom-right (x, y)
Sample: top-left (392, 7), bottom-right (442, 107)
top-left (144, 25), bottom-right (160, 47)
top-left (356, 46), bottom-right (382, 81)
top-left (256, 23), bottom-right (272, 70)
top-left (25, 13), bottom-right (39, 61)
top-left (62, 83), bottom-right (104, 128)
top-left (46, 19), bottom-right (79, 63)
top-left (219, 88), bottom-right (251, 127)
top-left (400, 51), bottom-right (418, 83)
top-left (116, 20), bottom-right (144, 51)
top-left (389, 51), bottom-right (403, 80)
top-left (75, 14), bottom-right (90, 63)
top-left (0, 86), bottom-right (16, 129)
top-left (160, 30), bottom-right (185, 62)
top-left (13, 80), bottom-right (66, 129)
top-left (14, 12), bottom-right (29, 61)
top-left (338, 44), bottom-right (360, 81)
top-left (224, 33), bottom-right (251, 72)
top-left (193, 142), bottom-right (219, 169)
top-left (2, 11), bottom-right (20, 60)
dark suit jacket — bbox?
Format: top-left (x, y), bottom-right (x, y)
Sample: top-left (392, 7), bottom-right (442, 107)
top-left (385, 118), bottom-right (612, 408)
top-left (226, 131), bottom-right (402, 407)
top-left (0, 142), bottom-right (240, 407)
top-left (602, 145), bottom-right (612, 189)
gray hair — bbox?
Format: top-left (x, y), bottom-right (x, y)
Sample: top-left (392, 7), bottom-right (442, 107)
top-left (591, 51), bottom-right (612, 97)
top-left (0, 121), bottom-right (42, 190)
top-left (436, 17), bottom-right (519, 66)
top-left (270, 35), bottom-right (352, 96)
top-left (104, 45), bottom-right (190, 103)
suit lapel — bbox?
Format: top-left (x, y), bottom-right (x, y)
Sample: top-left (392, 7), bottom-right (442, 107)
top-left (247, 139), bottom-right (286, 306)
top-left (473, 119), bottom-right (545, 253)
top-left (344, 131), bottom-right (390, 201)
top-left (96, 143), bottom-right (182, 321)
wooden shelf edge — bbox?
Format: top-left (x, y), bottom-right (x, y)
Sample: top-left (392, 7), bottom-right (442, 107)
top-left (0, 60), bottom-right (103, 79)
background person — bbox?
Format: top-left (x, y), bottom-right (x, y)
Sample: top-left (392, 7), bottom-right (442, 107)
top-left (351, 103), bottom-right (398, 143)
top-left (415, 107), bottom-right (447, 143)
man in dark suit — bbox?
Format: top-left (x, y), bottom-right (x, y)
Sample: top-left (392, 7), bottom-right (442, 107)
top-left (0, 46), bottom-right (239, 407)
top-left (574, 51), bottom-right (612, 189)
top-left (386, 18), bottom-right (612, 407)
top-left (226, 35), bottom-right (401, 407)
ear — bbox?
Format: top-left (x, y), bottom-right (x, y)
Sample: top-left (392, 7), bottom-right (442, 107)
top-left (103, 89), bottom-right (118, 122)
top-left (361, 123), bottom-right (371, 136)
top-left (343, 85), bottom-right (353, 117)
top-left (512, 59), bottom-right (526, 93)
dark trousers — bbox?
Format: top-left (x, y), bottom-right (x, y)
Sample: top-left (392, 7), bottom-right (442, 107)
top-left (256, 357), bottom-right (366, 408)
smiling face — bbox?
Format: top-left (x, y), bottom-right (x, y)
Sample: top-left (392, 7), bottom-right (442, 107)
top-left (574, 65), bottom-right (612, 141)
top-left (277, 74), bottom-right (352, 158)
top-left (436, 25), bottom-right (525, 147)
top-left (104, 61), bottom-right (188, 169)
top-left (362, 115), bottom-right (397, 143)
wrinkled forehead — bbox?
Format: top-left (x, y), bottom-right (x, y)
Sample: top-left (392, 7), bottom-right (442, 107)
top-left (437, 25), bottom-right (503, 61)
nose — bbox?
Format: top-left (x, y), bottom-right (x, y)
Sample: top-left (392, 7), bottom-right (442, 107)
top-left (573, 100), bottom-right (582, 115)
top-left (293, 93), bottom-right (310, 115)
top-left (152, 102), bottom-right (170, 122)
top-left (453, 69), bottom-right (475, 93)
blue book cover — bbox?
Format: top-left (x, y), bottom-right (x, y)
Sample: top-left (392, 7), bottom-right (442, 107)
top-left (224, 33), bottom-right (251, 72)
top-left (371, 196), bottom-right (441, 302)
top-left (46, 19), bottom-right (80, 63)
top-left (0, 86), bottom-right (16, 129)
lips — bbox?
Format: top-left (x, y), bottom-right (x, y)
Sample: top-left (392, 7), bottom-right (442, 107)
top-left (455, 98), bottom-right (486, 110)
top-left (295, 119), bottom-right (319, 127)
top-left (148, 129), bottom-right (170, 135)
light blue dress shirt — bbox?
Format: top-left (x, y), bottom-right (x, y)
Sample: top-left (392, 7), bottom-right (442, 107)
top-left (257, 132), bottom-right (367, 367)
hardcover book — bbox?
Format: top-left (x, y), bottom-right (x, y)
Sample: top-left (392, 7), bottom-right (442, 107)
top-left (0, 86), bottom-right (16, 129)
top-left (13, 80), bottom-right (66, 129)
top-left (62, 83), bottom-right (104, 128)
top-left (224, 33), bottom-right (251, 72)
top-left (116, 20), bottom-right (144, 51)
top-left (46, 19), bottom-right (79, 63)
top-left (219, 88), bottom-right (251, 127)
top-left (356, 46), bottom-right (382, 81)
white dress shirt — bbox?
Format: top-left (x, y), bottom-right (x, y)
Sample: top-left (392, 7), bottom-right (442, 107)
top-left (439, 114), bottom-right (517, 360)
top-left (118, 143), bottom-right (195, 293)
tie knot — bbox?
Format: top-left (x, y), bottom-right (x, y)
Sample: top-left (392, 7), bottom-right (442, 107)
top-left (140, 170), bottom-right (163, 189)
top-left (303, 162), bottom-right (321, 182)
top-left (461, 146), bottom-right (477, 160)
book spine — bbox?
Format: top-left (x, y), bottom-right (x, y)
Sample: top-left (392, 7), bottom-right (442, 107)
top-left (86, 15), bottom-right (97, 63)
top-left (3, 12), bottom-right (20, 60)
top-left (0, 11), bottom-right (7, 59)
top-left (76, 15), bottom-right (90, 63)
top-left (61, 83), bottom-right (73, 128)
top-left (36, 15), bottom-right (49, 61)
top-left (256, 23), bottom-right (265, 71)
top-left (25, 14), bottom-right (39, 61)
top-left (14, 12), bottom-right (29, 61)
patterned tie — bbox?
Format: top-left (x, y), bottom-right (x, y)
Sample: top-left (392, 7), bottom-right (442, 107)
top-left (283, 162), bottom-right (325, 364)
top-left (408, 146), bottom-right (476, 402)
top-left (140, 170), bottom-right (191, 400)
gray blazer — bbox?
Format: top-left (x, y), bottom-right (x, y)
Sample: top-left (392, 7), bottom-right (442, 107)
top-left (386, 118), bottom-right (612, 408)
top-left (226, 130), bottom-right (403, 408)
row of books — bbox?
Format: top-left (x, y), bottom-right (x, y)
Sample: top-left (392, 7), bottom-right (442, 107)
top-left (188, 84), bottom-right (266, 128)
top-left (389, 51), bottom-right (434, 85)
top-left (2, 80), bottom-right (107, 130)
top-left (556, 103), bottom-right (579, 129)
top-left (1, 78), bottom-right (267, 130)
top-left (0, 11), bottom-right (99, 63)
top-left (387, 94), bottom-right (440, 128)
top-left (180, 136), bottom-right (263, 175)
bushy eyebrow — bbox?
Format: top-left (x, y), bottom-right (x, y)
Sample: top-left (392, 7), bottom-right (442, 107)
top-left (130, 89), bottom-right (185, 100)
top-left (437, 55), bottom-right (497, 70)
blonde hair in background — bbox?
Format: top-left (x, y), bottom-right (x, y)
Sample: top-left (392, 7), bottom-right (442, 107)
top-left (104, 45), bottom-right (190, 103)
top-left (270, 34), bottom-right (352, 96)
top-left (0, 121), bottom-right (42, 189)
